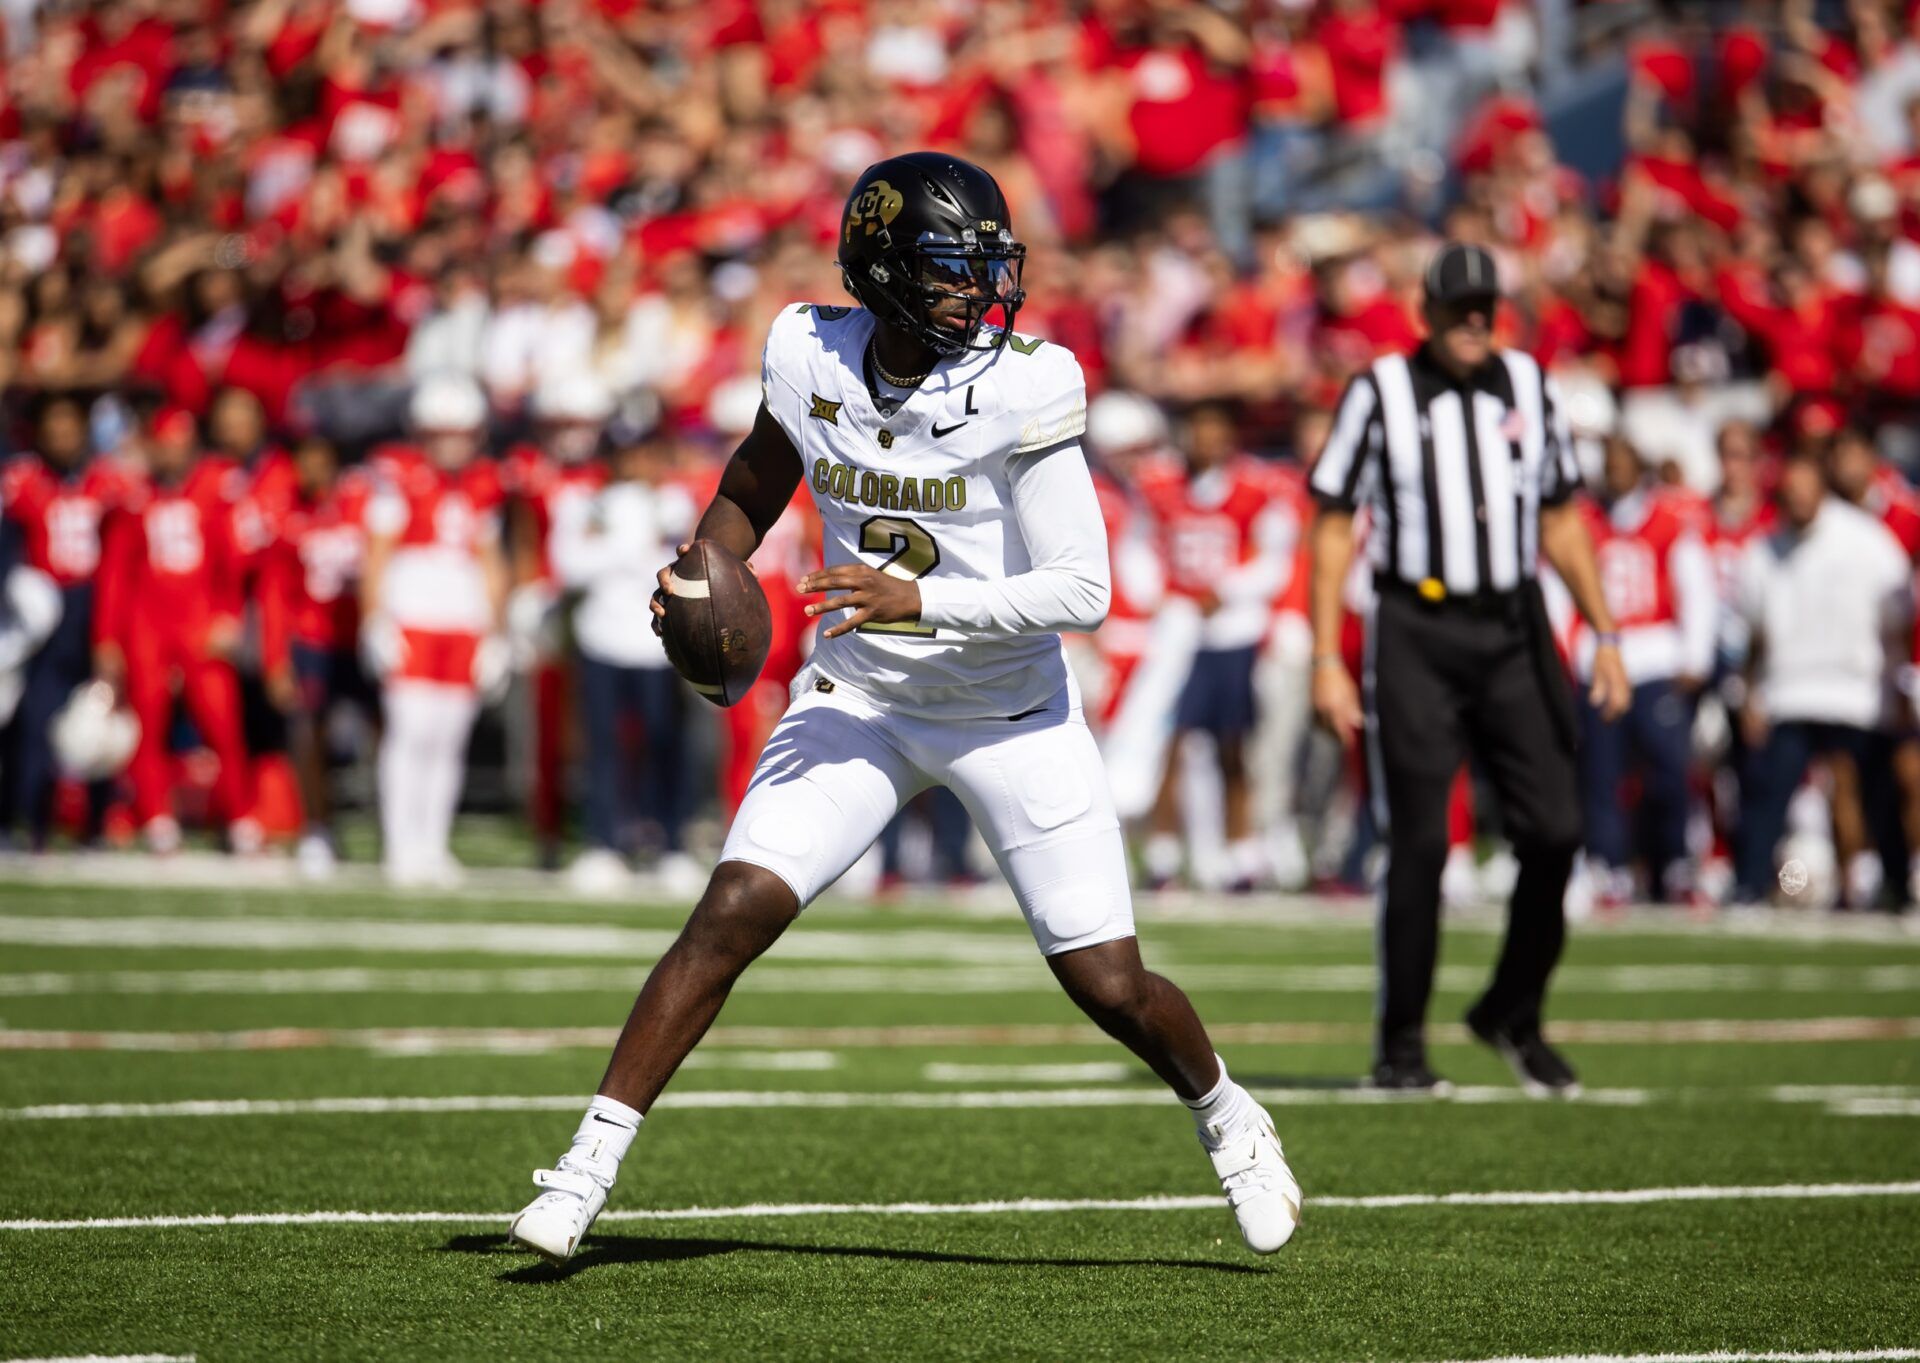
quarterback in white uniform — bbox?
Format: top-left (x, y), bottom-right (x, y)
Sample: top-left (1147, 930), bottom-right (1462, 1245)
top-left (510, 153), bottom-right (1301, 1263)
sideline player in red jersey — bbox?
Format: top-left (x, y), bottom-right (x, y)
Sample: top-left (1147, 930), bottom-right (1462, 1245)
top-left (1573, 436), bottom-right (1717, 904)
top-left (1137, 399), bottom-right (1294, 890)
top-left (258, 435), bottom-right (372, 878)
top-left (503, 373), bottom-right (615, 869)
top-left (94, 409), bottom-right (260, 853)
top-left (361, 375), bottom-right (508, 887)
top-left (0, 397), bottom-right (131, 846)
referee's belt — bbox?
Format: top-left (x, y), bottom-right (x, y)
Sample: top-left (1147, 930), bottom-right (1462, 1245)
top-left (1375, 573), bottom-right (1525, 620)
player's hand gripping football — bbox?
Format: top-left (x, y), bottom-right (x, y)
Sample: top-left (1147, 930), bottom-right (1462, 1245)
top-left (652, 543), bottom-right (691, 638)
top-left (652, 541), bottom-right (760, 638)
top-left (798, 564), bottom-right (922, 639)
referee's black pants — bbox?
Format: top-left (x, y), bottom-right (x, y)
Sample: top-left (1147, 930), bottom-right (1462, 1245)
top-left (1366, 586), bottom-right (1584, 1065)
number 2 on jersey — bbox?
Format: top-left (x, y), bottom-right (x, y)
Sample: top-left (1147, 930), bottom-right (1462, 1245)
top-left (858, 515), bottom-right (939, 636)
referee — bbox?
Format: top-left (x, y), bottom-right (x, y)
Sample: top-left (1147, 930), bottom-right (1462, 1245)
top-left (1307, 242), bottom-right (1630, 1094)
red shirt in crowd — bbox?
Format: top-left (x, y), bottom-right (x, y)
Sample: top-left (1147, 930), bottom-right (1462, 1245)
top-left (1115, 45), bottom-right (1250, 177)
top-left (1316, 6), bottom-right (1395, 127)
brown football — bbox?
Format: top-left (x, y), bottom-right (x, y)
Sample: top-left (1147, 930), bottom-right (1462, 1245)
top-left (659, 538), bottom-right (772, 707)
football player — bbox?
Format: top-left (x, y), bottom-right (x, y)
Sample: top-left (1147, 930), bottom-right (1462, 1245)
top-left (360, 375), bottom-right (509, 888)
top-left (94, 408), bottom-right (258, 853)
top-left (256, 435), bottom-right (373, 878)
top-left (510, 154), bottom-right (1302, 1263)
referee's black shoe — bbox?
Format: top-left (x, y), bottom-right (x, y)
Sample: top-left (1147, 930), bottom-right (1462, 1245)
top-left (1466, 1012), bottom-right (1581, 1098)
top-left (1369, 1055), bottom-right (1454, 1095)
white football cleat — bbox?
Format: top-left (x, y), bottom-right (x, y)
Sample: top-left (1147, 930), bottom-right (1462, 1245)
top-left (1204, 1104), bottom-right (1302, 1254)
top-left (508, 1159), bottom-right (610, 1265)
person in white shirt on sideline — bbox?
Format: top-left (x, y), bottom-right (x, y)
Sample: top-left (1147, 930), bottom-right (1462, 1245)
top-left (549, 429), bottom-right (699, 895)
top-left (1733, 447), bottom-right (1914, 906)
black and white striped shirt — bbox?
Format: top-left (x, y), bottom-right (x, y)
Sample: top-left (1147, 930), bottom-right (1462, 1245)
top-left (1309, 344), bottom-right (1579, 597)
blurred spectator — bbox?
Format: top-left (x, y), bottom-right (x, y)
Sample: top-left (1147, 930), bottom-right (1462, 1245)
top-left (1573, 435), bottom-right (1717, 906)
top-left (1139, 399), bottom-right (1293, 890)
top-left (549, 424), bottom-right (697, 896)
top-left (1733, 449), bottom-right (1912, 905)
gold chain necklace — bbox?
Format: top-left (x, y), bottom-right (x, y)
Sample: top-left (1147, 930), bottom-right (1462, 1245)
top-left (870, 341), bottom-right (930, 388)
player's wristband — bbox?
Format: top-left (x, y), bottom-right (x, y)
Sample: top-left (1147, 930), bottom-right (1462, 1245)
top-left (1593, 631), bottom-right (1623, 648)
top-left (1312, 653), bottom-right (1345, 670)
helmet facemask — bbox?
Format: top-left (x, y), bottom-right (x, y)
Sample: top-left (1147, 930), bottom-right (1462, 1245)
top-left (847, 230), bottom-right (1026, 356)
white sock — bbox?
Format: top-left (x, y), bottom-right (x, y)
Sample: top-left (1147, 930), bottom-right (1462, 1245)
top-left (1228, 838), bottom-right (1265, 883)
top-left (1183, 1054), bottom-right (1254, 1147)
top-left (564, 1095), bottom-right (643, 1186)
top-left (1145, 833), bottom-right (1183, 881)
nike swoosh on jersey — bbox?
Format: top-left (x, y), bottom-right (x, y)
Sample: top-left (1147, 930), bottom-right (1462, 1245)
top-left (930, 421), bottom-right (968, 439)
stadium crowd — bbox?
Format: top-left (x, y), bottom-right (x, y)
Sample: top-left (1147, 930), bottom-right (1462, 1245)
top-left (0, 0), bottom-right (1918, 911)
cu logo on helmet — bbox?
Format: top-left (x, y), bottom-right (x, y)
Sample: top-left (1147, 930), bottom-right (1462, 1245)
top-left (846, 181), bottom-right (903, 241)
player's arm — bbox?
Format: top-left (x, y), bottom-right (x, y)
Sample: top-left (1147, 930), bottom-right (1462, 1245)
top-left (694, 404), bottom-right (803, 559)
top-left (806, 441), bottom-right (1111, 642)
top-left (652, 404), bottom-right (801, 634)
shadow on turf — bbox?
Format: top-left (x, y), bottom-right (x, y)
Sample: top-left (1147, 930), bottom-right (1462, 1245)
top-left (441, 1234), bottom-right (1266, 1280)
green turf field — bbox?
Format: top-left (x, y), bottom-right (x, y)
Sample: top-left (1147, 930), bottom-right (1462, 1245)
top-left (1, 871), bottom-right (1917, 1363)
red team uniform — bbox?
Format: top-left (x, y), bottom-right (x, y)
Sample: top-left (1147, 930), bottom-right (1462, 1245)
top-left (1090, 469), bottom-right (1160, 726)
top-left (364, 445), bottom-right (505, 688)
top-left (95, 456), bottom-right (254, 833)
top-left (260, 466), bottom-right (373, 706)
top-left (2, 457), bottom-right (129, 591)
top-left (1, 453), bottom-right (132, 839)
top-left (503, 442), bottom-right (609, 846)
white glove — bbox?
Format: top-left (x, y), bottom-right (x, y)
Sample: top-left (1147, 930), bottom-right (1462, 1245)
top-left (360, 614), bottom-right (408, 680)
top-left (473, 633), bottom-right (513, 703)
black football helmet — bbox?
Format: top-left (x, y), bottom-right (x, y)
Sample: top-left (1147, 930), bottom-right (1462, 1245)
top-left (837, 152), bottom-right (1026, 356)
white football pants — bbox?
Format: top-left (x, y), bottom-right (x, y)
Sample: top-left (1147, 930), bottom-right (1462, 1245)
top-left (720, 666), bottom-right (1136, 956)
top-left (380, 681), bottom-right (479, 881)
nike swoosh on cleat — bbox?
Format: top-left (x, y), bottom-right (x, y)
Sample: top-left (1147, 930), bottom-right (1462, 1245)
top-left (931, 421), bottom-right (968, 438)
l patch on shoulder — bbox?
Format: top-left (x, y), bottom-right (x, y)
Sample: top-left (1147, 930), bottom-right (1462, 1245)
top-left (809, 394), bottom-right (843, 425)
top-left (797, 303), bottom-right (852, 321)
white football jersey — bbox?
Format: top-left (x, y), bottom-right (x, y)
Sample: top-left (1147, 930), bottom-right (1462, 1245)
top-left (761, 303), bottom-right (1089, 720)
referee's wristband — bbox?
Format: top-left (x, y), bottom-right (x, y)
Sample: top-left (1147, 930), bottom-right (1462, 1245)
top-left (1593, 631), bottom-right (1623, 648)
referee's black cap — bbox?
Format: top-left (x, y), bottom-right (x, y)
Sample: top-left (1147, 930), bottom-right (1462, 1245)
top-left (1423, 242), bottom-right (1500, 308)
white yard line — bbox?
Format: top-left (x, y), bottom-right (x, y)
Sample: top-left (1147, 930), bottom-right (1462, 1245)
top-left (0, 916), bottom-right (1034, 964)
top-left (923, 1062), bottom-right (1135, 1084)
top-left (18, 1080), bottom-right (1919, 1123)
top-left (7, 854), bottom-right (1920, 944)
top-left (5, 1016), bottom-right (1917, 1055)
top-left (1394, 1353), bottom-right (1920, 1363)
top-left (7, 962), bottom-right (1920, 998)
top-left (39, 1082), bottom-right (1920, 1123)
top-left (3, 1181), bottom-right (1918, 1233)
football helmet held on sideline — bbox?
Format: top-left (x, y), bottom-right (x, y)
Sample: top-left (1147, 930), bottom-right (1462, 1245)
top-left (837, 152), bottom-right (1025, 356)
top-left (51, 679), bottom-right (139, 781)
